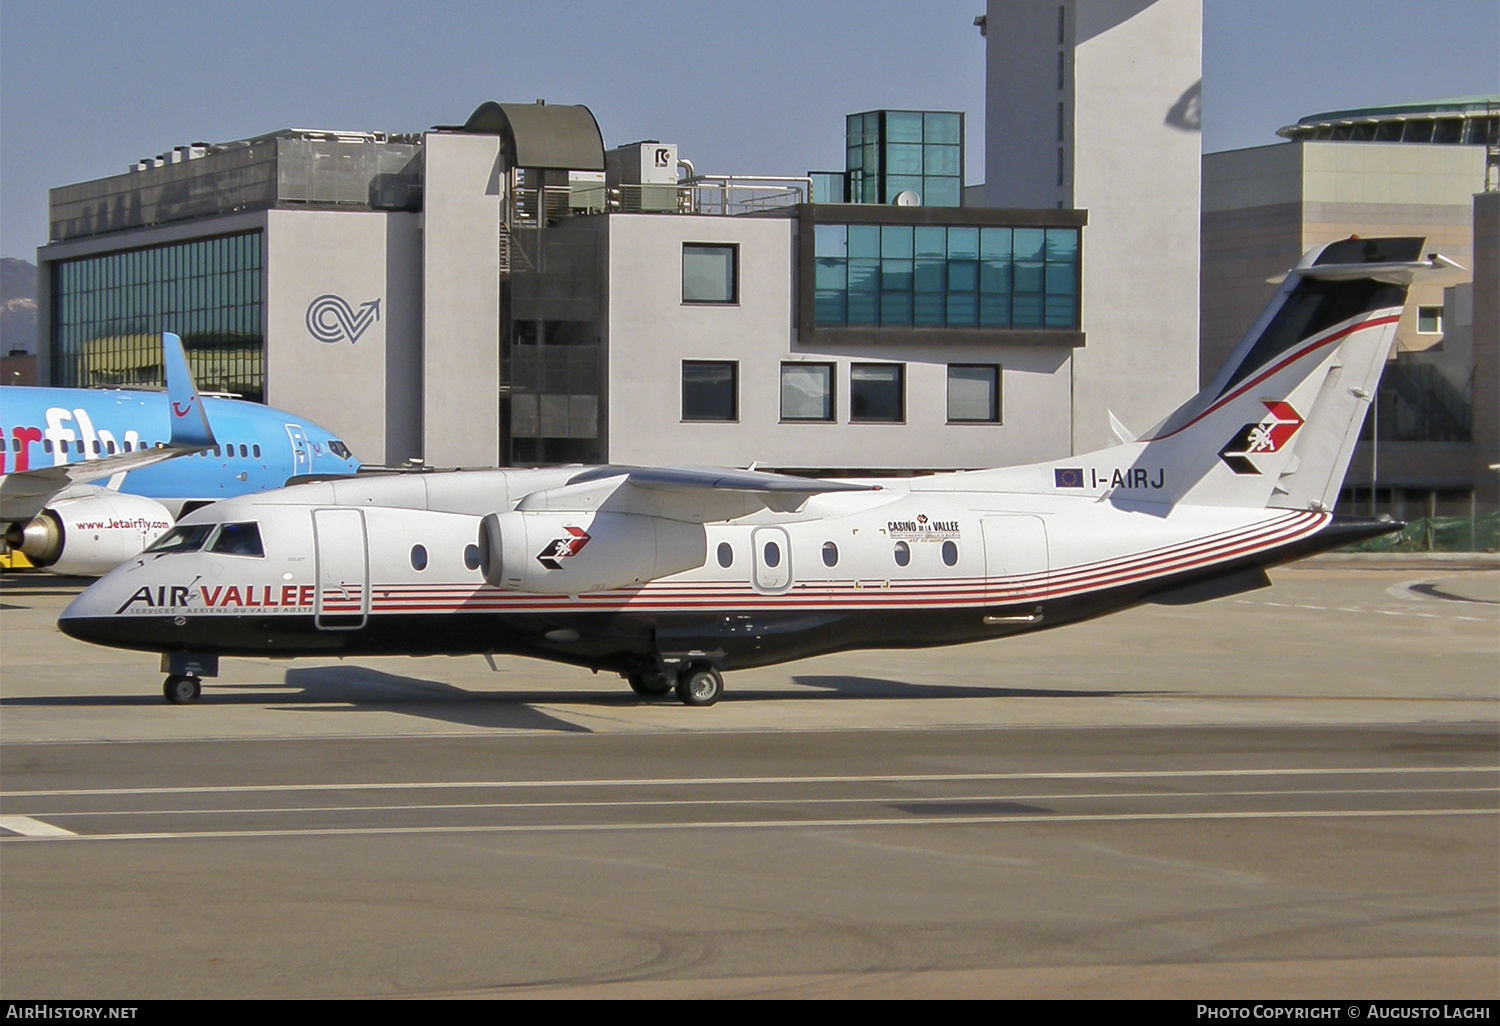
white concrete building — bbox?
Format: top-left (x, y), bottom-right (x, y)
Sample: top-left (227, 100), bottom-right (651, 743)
top-left (979, 0), bottom-right (1203, 450)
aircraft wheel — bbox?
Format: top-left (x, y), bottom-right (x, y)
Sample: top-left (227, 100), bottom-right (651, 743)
top-left (675, 665), bottom-right (723, 707)
top-left (163, 675), bottom-right (201, 705)
top-left (627, 671), bottom-right (673, 697)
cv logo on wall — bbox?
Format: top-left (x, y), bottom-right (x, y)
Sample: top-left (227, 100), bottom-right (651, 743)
top-left (306, 294), bottom-right (382, 345)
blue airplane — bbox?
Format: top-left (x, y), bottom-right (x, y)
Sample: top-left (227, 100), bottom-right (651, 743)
top-left (1, 333), bottom-right (359, 574)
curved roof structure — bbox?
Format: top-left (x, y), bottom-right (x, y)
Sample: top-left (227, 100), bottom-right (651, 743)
top-left (1277, 96), bottom-right (1499, 146)
top-left (459, 102), bottom-right (605, 171)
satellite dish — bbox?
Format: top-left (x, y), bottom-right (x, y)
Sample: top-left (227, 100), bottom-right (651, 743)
top-left (893, 190), bottom-right (922, 207)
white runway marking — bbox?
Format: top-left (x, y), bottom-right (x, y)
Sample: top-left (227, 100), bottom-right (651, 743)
top-left (2, 807), bottom-right (1493, 843)
top-left (0, 815), bottom-right (76, 837)
top-left (20, 785), bottom-right (1497, 819)
top-left (6, 764), bottom-right (1496, 799)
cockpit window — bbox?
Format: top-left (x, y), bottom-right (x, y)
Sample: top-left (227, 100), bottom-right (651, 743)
top-left (145, 524), bottom-right (216, 554)
top-left (208, 522), bottom-right (265, 557)
top-left (328, 440), bottom-right (351, 460)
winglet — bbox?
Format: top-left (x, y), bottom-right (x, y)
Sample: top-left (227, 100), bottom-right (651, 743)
top-left (162, 333), bottom-right (215, 448)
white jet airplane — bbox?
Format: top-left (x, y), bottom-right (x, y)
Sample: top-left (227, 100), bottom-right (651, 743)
top-left (60, 237), bottom-right (1446, 706)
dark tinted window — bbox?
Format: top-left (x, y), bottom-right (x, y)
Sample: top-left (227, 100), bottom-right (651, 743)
top-left (146, 524), bottom-right (215, 553)
top-left (683, 361), bottom-right (738, 421)
top-left (822, 541), bottom-right (839, 568)
top-left (894, 541), bottom-right (910, 567)
top-left (942, 540), bottom-right (958, 566)
top-left (208, 522), bottom-right (264, 557)
top-left (851, 364), bottom-right (904, 422)
top-left (411, 545), bottom-right (428, 571)
top-left (717, 542), bottom-right (733, 568)
top-left (763, 541), bottom-right (781, 568)
top-left (464, 544), bottom-right (481, 571)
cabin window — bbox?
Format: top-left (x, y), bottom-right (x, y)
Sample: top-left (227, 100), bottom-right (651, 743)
top-left (716, 542), bottom-right (733, 568)
top-left (822, 541), bottom-right (839, 568)
top-left (92, 440), bottom-right (101, 454)
top-left (942, 540), bottom-right (958, 566)
top-left (58, 440), bottom-right (69, 454)
top-left (252, 444), bottom-right (261, 458)
top-left (105, 440), bottom-right (116, 454)
top-left (209, 522), bottom-right (265, 557)
top-left (213, 445), bottom-right (221, 457)
top-left (9, 438), bottom-right (17, 452)
top-left (410, 545), bottom-right (428, 571)
top-left (763, 541), bottom-right (781, 568)
top-left (43, 440), bottom-right (53, 453)
top-left (146, 524), bottom-right (215, 554)
top-left (239, 444), bottom-right (248, 458)
top-left (893, 541), bottom-right (911, 567)
top-left (464, 544), bottom-right (481, 571)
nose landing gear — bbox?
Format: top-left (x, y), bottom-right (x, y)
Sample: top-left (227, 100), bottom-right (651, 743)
top-left (163, 675), bottom-right (201, 704)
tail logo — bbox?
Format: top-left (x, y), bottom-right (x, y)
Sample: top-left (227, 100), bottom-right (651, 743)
top-left (171, 401), bottom-right (195, 419)
top-left (1218, 401), bottom-right (1304, 475)
top-left (537, 526), bottom-right (591, 570)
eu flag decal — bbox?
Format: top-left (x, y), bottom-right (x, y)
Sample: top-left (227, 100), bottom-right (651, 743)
top-left (1054, 468), bottom-right (1084, 488)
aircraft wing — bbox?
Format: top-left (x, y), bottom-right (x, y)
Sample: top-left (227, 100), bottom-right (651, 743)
top-left (518, 465), bottom-right (882, 522)
top-left (0, 333), bottom-right (217, 524)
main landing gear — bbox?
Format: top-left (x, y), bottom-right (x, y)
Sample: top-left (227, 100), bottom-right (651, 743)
top-left (625, 663), bottom-right (724, 706)
top-left (163, 675), bottom-right (201, 704)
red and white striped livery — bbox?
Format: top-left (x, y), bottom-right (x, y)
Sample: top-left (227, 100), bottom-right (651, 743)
top-left (60, 238), bottom-right (1453, 706)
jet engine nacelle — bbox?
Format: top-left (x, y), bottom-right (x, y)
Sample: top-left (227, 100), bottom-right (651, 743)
top-left (476, 510), bottom-right (707, 593)
top-left (5, 488), bottom-right (175, 576)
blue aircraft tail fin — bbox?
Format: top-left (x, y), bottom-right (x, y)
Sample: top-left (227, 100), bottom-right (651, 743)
top-left (162, 333), bottom-right (216, 448)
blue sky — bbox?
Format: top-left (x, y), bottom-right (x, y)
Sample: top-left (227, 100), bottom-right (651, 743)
top-left (2, 0), bottom-right (1496, 260)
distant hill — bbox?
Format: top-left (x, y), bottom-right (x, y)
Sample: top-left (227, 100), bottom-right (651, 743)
top-left (2, 258), bottom-right (38, 356)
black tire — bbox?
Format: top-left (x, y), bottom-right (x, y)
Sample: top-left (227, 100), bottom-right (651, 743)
top-left (675, 665), bottom-right (723, 707)
top-left (627, 671), bottom-right (673, 697)
top-left (163, 675), bottom-right (201, 705)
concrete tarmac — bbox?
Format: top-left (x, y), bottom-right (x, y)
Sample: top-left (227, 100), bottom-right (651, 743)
top-left (1, 558), bottom-right (1496, 998)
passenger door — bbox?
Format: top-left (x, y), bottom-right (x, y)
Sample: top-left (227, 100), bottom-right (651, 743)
top-left (285, 424), bottom-right (311, 477)
top-left (313, 508), bottom-right (368, 629)
top-left (982, 515), bottom-right (1048, 607)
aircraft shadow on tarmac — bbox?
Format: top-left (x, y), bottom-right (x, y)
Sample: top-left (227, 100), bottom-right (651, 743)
top-left (1, 666), bottom-right (1175, 734)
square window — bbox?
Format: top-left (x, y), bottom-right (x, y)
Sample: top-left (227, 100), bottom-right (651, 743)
top-left (682, 244), bottom-right (737, 304)
top-left (781, 363), bottom-right (834, 421)
top-left (1417, 306), bottom-right (1443, 334)
top-left (682, 361), bottom-right (738, 421)
top-left (948, 365), bottom-right (1000, 422)
top-left (851, 364), bottom-right (904, 422)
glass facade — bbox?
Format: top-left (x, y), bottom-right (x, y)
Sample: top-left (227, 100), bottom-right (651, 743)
top-left (846, 111), bottom-right (963, 208)
top-left (51, 233), bottom-right (265, 401)
top-left (813, 224), bottom-right (1079, 330)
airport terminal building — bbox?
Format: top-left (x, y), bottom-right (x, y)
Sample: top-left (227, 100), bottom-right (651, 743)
top-left (36, 105), bottom-right (1088, 475)
top-left (36, 2), bottom-right (1205, 478)
top-left (1202, 96), bottom-right (1500, 512)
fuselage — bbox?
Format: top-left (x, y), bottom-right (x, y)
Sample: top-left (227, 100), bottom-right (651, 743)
top-left (1, 386), bottom-right (359, 515)
top-left (57, 468), bottom-right (1385, 676)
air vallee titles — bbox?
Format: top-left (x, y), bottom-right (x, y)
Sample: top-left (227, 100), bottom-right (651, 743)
top-left (60, 238), bottom-right (1449, 706)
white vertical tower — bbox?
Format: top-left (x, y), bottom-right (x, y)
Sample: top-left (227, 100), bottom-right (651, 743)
top-left (983, 0), bottom-right (1201, 452)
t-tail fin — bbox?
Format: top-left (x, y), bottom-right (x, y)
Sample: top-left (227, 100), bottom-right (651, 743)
top-left (1131, 237), bottom-right (1458, 510)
